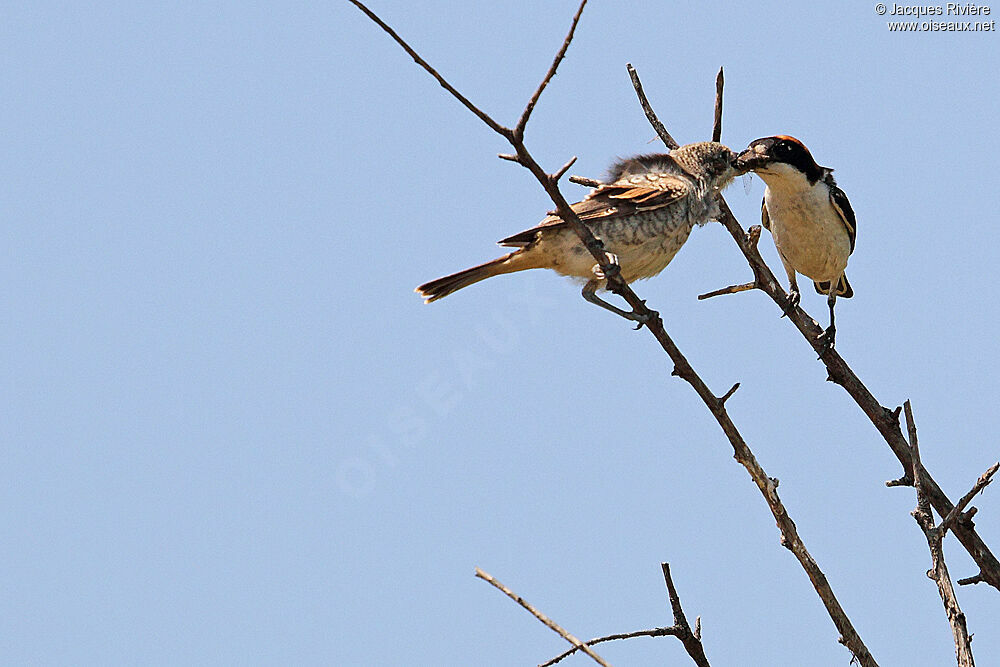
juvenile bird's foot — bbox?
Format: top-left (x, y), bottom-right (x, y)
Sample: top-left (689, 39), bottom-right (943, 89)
top-left (591, 253), bottom-right (620, 281)
top-left (581, 279), bottom-right (653, 328)
top-left (631, 306), bottom-right (659, 330)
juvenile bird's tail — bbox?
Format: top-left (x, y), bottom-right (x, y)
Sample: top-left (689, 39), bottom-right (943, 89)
top-left (814, 273), bottom-right (853, 299)
top-left (416, 251), bottom-right (537, 303)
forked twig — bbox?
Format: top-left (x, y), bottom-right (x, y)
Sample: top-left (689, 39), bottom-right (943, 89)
top-left (541, 564), bottom-right (710, 667)
top-left (904, 402), bottom-right (977, 666)
top-left (662, 563), bottom-right (711, 666)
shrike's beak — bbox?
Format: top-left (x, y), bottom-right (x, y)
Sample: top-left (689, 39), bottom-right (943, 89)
top-left (734, 146), bottom-right (767, 172)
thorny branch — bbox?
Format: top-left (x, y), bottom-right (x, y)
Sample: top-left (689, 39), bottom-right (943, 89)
top-left (905, 402), bottom-right (979, 667)
top-left (351, 1), bottom-right (876, 664)
top-left (475, 568), bottom-right (611, 667)
top-left (541, 563), bottom-right (709, 667)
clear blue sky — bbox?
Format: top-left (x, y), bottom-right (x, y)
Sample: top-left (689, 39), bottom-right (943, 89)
top-left (2, 1), bottom-right (998, 664)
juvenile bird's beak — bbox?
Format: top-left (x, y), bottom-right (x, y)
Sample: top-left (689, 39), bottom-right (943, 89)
top-left (731, 152), bottom-right (749, 173)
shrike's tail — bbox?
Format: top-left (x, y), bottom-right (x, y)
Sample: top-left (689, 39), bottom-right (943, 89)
top-left (814, 273), bottom-right (853, 299)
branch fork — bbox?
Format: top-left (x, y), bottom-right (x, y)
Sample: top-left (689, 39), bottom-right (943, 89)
top-left (903, 401), bottom-right (990, 666)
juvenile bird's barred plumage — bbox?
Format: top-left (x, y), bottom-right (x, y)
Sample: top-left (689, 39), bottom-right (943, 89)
top-left (416, 142), bottom-right (741, 322)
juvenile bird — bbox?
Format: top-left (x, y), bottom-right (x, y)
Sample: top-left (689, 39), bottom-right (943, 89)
top-left (735, 136), bottom-right (856, 347)
top-left (416, 141), bottom-right (741, 322)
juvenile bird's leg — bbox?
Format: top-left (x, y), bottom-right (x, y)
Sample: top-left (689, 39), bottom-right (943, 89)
top-left (581, 255), bottom-right (650, 324)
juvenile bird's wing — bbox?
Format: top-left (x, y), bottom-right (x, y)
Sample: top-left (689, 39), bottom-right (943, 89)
top-left (498, 173), bottom-right (692, 248)
top-left (828, 185), bottom-right (856, 254)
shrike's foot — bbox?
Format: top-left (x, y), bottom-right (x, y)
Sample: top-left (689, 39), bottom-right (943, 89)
top-left (816, 325), bottom-right (836, 356)
top-left (781, 290), bottom-right (800, 319)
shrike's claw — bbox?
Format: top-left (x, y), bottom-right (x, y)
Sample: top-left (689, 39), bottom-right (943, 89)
top-left (816, 325), bottom-right (836, 357)
top-left (780, 290), bottom-right (800, 318)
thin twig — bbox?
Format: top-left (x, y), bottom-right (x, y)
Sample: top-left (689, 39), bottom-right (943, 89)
top-left (540, 564), bottom-right (710, 666)
top-left (569, 174), bottom-right (602, 188)
top-left (886, 475), bottom-right (914, 488)
top-left (514, 0), bottom-right (588, 139)
top-left (939, 462), bottom-right (999, 537)
top-left (344, 0), bottom-right (506, 136)
top-left (712, 67), bottom-right (724, 142)
top-left (718, 382), bottom-right (740, 404)
top-left (552, 156), bottom-right (578, 182)
top-left (626, 64), bottom-right (679, 150)
top-left (904, 402), bottom-right (976, 666)
top-left (474, 568), bottom-right (611, 667)
top-left (958, 573), bottom-right (985, 586)
top-left (907, 401), bottom-right (932, 524)
top-left (662, 563), bottom-right (711, 667)
top-left (698, 282), bottom-right (757, 301)
top-left (540, 627), bottom-right (682, 667)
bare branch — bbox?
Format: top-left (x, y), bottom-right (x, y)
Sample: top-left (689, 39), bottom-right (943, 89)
top-left (346, 0), bottom-right (507, 137)
top-left (906, 401), bottom-right (932, 524)
top-left (958, 573), bottom-right (985, 586)
top-left (904, 403), bottom-right (976, 666)
top-left (712, 67), bottom-right (724, 142)
top-left (515, 0), bottom-right (588, 139)
top-left (540, 564), bottom-right (710, 666)
top-left (540, 627), bottom-right (682, 667)
top-left (698, 282), bottom-right (757, 301)
top-left (697, 227), bottom-right (762, 300)
top-left (359, 7), bottom-right (888, 663)
top-left (626, 64), bottom-right (679, 150)
top-left (939, 462), bottom-right (999, 537)
top-left (661, 563), bottom-right (711, 667)
top-left (625, 65), bottom-right (878, 667)
top-left (475, 568), bottom-right (612, 667)
top-left (551, 156), bottom-right (578, 183)
top-left (718, 382), bottom-right (741, 404)
top-left (569, 174), bottom-right (602, 188)
top-left (885, 475), bottom-right (914, 488)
